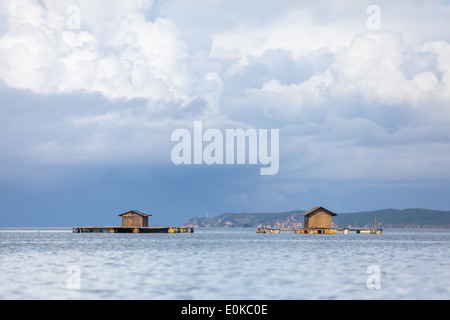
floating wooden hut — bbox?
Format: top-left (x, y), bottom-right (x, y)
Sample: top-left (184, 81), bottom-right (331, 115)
top-left (301, 206), bottom-right (337, 229)
top-left (73, 210), bottom-right (194, 234)
top-left (118, 210), bottom-right (151, 227)
top-left (256, 206), bottom-right (382, 235)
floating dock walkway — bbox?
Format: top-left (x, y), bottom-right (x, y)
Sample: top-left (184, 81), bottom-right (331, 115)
top-left (256, 227), bottom-right (382, 234)
top-left (73, 226), bottom-right (194, 233)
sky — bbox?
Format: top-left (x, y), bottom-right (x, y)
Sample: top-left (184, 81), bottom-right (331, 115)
top-left (1, 0), bottom-right (450, 227)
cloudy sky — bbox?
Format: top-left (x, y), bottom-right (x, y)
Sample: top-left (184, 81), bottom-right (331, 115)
top-left (1, 0), bottom-right (450, 227)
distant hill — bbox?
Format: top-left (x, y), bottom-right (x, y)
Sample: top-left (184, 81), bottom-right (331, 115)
top-left (185, 210), bottom-right (304, 229)
top-left (184, 208), bottom-right (450, 229)
top-left (334, 208), bottom-right (450, 229)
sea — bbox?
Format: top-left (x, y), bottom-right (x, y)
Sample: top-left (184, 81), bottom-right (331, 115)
top-left (0, 228), bottom-right (449, 300)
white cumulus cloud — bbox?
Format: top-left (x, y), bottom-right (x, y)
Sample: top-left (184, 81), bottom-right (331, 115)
top-left (0, 0), bottom-right (198, 101)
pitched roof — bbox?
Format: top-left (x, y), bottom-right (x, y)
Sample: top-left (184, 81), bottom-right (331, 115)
top-left (300, 206), bottom-right (337, 217)
top-left (118, 210), bottom-right (152, 217)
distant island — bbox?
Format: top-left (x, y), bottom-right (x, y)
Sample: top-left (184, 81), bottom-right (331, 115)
top-left (184, 208), bottom-right (450, 229)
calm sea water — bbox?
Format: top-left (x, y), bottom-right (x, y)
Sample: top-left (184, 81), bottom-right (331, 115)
top-left (0, 228), bottom-right (449, 300)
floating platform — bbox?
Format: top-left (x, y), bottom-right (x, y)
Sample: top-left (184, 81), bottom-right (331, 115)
top-left (73, 226), bottom-right (194, 234)
top-left (256, 227), bottom-right (382, 235)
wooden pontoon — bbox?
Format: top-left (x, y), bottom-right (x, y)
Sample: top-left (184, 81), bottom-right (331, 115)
top-left (73, 210), bottom-right (194, 234)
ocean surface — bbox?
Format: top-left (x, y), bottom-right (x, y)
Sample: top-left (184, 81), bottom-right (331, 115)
top-left (0, 228), bottom-right (449, 300)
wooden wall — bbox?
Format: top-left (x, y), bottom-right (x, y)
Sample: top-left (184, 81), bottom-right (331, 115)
top-left (121, 214), bottom-right (148, 227)
top-left (304, 210), bottom-right (333, 229)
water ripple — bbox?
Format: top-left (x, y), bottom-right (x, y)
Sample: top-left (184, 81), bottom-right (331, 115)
top-left (0, 228), bottom-right (449, 299)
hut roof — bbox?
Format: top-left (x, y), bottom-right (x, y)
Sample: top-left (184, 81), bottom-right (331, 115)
top-left (118, 210), bottom-right (152, 217)
top-left (300, 206), bottom-right (337, 217)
